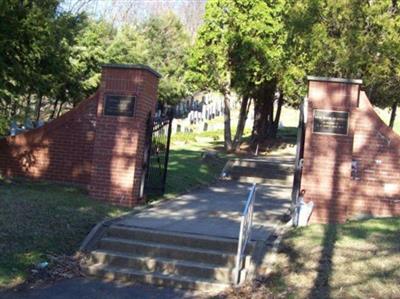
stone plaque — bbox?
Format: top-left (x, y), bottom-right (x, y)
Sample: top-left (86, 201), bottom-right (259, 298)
top-left (104, 95), bottom-right (135, 117)
top-left (313, 109), bottom-right (348, 135)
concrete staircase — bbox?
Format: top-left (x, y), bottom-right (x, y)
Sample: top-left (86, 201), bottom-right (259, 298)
top-left (225, 157), bottom-right (294, 186)
top-left (82, 225), bottom-right (255, 291)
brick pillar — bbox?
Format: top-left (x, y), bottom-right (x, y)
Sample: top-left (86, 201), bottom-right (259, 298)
top-left (89, 64), bottom-right (160, 206)
top-left (300, 77), bottom-right (362, 223)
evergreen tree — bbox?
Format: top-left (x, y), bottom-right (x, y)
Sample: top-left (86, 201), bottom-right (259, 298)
top-left (141, 12), bottom-right (190, 105)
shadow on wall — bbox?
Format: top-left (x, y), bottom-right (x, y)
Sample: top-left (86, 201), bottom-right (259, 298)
top-left (307, 88), bottom-right (346, 299)
top-left (0, 91), bottom-right (100, 186)
top-left (348, 91), bottom-right (400, 217)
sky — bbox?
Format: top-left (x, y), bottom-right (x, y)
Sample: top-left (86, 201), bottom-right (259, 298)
top-left (60, 0), bottom-right (207, 33)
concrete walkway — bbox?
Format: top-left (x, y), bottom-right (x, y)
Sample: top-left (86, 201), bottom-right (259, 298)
top-left (117, 152), bottom-right (294, 242)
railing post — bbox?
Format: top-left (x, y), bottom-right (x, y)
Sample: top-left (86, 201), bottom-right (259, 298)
top-left (235, 215), bottom-right (245, 285)
top-left (234, 183), bottom-right (257, 285)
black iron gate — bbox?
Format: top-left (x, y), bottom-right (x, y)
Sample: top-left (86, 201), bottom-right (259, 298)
top-left (141, 111), bottom-right (173, 197)
top-left (291, 100), bottom-right (306, 208)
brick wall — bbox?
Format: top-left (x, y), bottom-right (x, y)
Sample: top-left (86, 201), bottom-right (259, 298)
top-left (301, 77), bottom-right (400, 223)
top-left (349, 92), bottom-right (400, 217)
top-left (88, 65), bottom-right (159, 206)
top-left (0, 64), bottom-right (160, 206)
top-left (0, 92), bottom-right (99, 185)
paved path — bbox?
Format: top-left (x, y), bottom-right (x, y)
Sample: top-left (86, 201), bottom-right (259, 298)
top-left (117, 151), bottom-right (294, 242)
top-left (118, 181), bottom-right (292, 241)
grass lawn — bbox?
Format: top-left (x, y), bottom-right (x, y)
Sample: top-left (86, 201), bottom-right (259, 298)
top-left (225, 217), bottom-right (400, 299)
top-left (0, 180), bottom-right (130, 290)
top-left (164, 132), bottom-right (228, 198)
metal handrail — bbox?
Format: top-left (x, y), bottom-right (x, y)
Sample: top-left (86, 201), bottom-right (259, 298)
top-left (234, 183), bottom-right (257, 285)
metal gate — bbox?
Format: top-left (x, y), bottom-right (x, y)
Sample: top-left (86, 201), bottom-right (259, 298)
top-left (291, 99), bottom-right (306, 208)
top-left (141, 111), bottom-right (173, 197)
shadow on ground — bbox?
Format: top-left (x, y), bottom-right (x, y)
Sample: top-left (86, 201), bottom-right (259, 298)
top-left (217, 217), bottom-right (400, 299)
top-left (0, 277), bottom-right (197, 299)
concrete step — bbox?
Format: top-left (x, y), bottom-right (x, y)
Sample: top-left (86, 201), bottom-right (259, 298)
top-left (229, 166), bottom-right (293, 178)
top-left (107, 225), bottom-right (253, 254)
top-left (227, 158), bottom-right (294, 185)
top-left (84, 263), bottom-right (229, 291)
top-left (229, 175), bottom-right (293, 186)
top-left (228, 170), bottom-right (293, 183)
top-left (98, 237), bottom-right (249, 267)
top-left (88, 249), bottom-right (242, 283)
top-left (232, 159), bottom-right (294, 170)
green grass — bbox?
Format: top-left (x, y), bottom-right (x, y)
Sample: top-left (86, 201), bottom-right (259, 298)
top-left (164, 133), bottom-right (227, 198)
top-left (0, 180), bottom-right (130, 290)
top-left (251, 217), bottom-right (400, 299)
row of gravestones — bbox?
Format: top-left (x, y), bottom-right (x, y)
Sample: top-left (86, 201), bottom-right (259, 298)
top-left (7, 99), bottom-right (219, 137)
top-left (174, 100), bottom-right (224, 134)
top-left (155, 93), bottom-right (259, 136)
top-left (154, 93), bottom-right (228, 135)
top-left (9, 119), bottom-right (45, 136)
top-left (7, 93), bottom-right (239, 137)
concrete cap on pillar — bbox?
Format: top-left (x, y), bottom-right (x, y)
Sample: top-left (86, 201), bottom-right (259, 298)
top-left (307, 76), bottom-right (362, 85)
top-left (102, 63), bottom-right (162, 78)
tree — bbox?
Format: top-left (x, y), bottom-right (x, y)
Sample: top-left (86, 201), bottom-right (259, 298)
top-left (228, 0), bottom-right (286, 144)
top-left (362, 0), bottom-right (400, 127)
top-left (186, 0), bottom-right (236, 150)
top-left (188, 0), bottom-right (286, 150)
top-left (285, 0), bottom-right (400, 126)
top-left (0, 0), bottom-right (87, 131)
top-left (106, 24), bottom-right (146, 66)
top-left (67, 19), bottom-right (114, 106)
top-left (140, 12), bottom-right (190, 105)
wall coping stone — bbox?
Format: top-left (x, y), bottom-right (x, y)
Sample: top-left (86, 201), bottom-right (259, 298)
top-left (307, 76), bottom-right (362, 85)
top-left (102, 63), bottom-right (162, 78)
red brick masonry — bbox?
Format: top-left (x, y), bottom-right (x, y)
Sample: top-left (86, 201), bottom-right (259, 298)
top-left (301, 77), bottom-right (400, 223)
top-left (0, 64), bottom-right (160, 206)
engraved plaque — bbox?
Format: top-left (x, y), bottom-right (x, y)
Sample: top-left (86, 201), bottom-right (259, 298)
top-left (313, 109), bottom-right (348, 135)
top-left (104, 95), bottom-right (135, 117)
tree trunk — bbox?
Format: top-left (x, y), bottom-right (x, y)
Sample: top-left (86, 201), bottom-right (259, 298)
top-left (233, 96), bottom-right (250, 151)
top-left (50, 98), bottom-right (59, 120)
top-left (11, 100), bottom-right (17, 118)
top-left (267, 99), bottom-right (274, 135)
top-left (269, 91), bottom-right (284, 138)
top-left (251, 80), bottom-right (277, 145)
top-left (57, 101), bottom-right (65, 118)
top-left (223, 91), bottom-right (233, 151)
top-left (251, 97), bottom-right (272, 144)
top-left (389, 101), bottom-right (397, 128)
top-left (392, 0), bottom-right (397, 11)
top-left (24, 93), bottom-right (32, 121)
top-left (35, 95), bottom-right (43, 122)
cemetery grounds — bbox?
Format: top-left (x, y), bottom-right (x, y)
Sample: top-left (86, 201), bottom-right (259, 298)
top-left (0, 106), bottom-right (399, 299)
